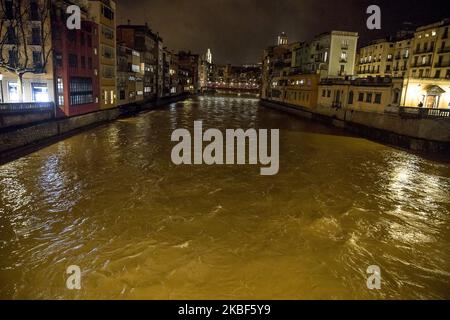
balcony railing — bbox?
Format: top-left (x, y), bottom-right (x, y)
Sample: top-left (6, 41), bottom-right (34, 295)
top-left (399, 106), bottom-right (450, 118)
top-left (434, 61), bottom-right (450, 68)
top-left (0, 102), bottom-right (55, 114)
top-left (413, 47), bottom-right (434, 54)
top-left (438, 46), bottom-right (450, 54)
top-left (411, 61), bottom-right (432, 67)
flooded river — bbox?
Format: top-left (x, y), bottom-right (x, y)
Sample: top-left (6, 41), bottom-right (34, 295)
top-left (1, 96), bottom-right (450, 299)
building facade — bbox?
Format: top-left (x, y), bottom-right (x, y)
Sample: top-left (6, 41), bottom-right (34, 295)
top-left (402, 19), bottom-right (450, 109)
top-left (357, 39), bottom-right (395, 77)
top-left (0, 0), bottom-right (54, 103)
top-left (176, 51), bottom-right (200, 94)
top-left (318, 77), bottom-right (403, 113)
top-left (89, 0), bottom-right (117, 109)
top-left (52, 0), bottom-right (100, 117)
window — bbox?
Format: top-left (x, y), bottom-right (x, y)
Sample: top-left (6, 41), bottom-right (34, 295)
top-left (102, 66), bottom-right (114, 79)
top-left (435, 70), bottom-right (441, 78)
top-left (31, 27), bottom-right (41, 45)
top-left (30, 0), bottom-right (40, 20)
top-left (8, 82), bottom-right (19, 102)
top-left (55, 52), bottom-right (63, 67)
top-left (374, 93), bottom-right (382, 104)
top-left (366, 93), bottom-right (373, 103)
top-left (88, 57), bottom-right (93, 69)
top-left (69, 54), bottom-right (78, 68)
top-left (32, 83), bottom-right (49, 102)
top-left (68, 30), bottom-right (76, 43)
top-left (5, 0), bottom-right (14, 19)
top-left (6, 26), bottom-right (16, 44)
top-left (81, 56), bottom-right (86, 69)
top-left (327, 90), bottom-right (331, 97)
top-left (348, 91), bottom-right (354, 104)
top-left (8, 49), bottom-right (18, 66)
top-left (101, 26), bottom-right (114, 40)
top-left (358, 92), bottom-right (364, 102)
top-left (80, 32), bottom-right (85, 46)
top-left (69, 77), bottom-right (93, 105)
top-left (57, 78), bottom-right (64, 106)
top-left (32, 51), bottom-right (42, 68)
top-left (87, 35), bottom-right (92, 47)
top-left (322, 89), bottom-right (326, 97)
top-left (102, 45), bottom-right (115, 59)
top-left (101, 5), bottom-right (114, 20)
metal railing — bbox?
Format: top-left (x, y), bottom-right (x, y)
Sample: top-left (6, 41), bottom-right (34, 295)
top-left (399, 106), bottom-right (450, 118)
top-left (0, 102), bottom-right (55, 114)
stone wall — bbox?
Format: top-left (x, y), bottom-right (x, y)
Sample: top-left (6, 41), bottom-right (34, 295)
top-left (0, 94), bottom-right (189, 162)
top-left (261, 99), bottom-right (450, 154)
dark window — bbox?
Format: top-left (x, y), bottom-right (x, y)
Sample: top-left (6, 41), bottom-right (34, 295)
top-left (6, 26), bottom-right (16, 44)
top-left (358, 92), bottom-right (364, 102)
top-left (80, 32), bottom-right (85, 46)
top-left (87, 35), bottom-right (92, 47)
top-left (101, 5), bottom-right (114, 20)
top-left (366, 93), bottom-right (373, 103)
top-left (348, 91), bottom-right (354, 104)
top-left (8, 49), bottom-right (18, 66)
top-left (327, 90), bottom-right (331, 97)
top-left (435, 70), bottom-right (441, 78)
top-left (81, 56), bottom-right (86, 69)
top-left (31, 27), bottom-right (41, 45)
top-left (5, 0), bottom-right (14, 19)
top-left (374, 93), bottom-right (382, 104)
top-left (322, 89), bottom-right (326, 97)
top-left (30, 0), bottom-right (40, 20)
top-left (120, 90), bottom-right (126, 100)
top-left (32, 51), bottom-right (42, 68)
top-left (69, 54), bottom-right (78, 68)
top-left (68, 30), bottom-right (76, 43)
top-left (88, 57), bottom-right (93, 69)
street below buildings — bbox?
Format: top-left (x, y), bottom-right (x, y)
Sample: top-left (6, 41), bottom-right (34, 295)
top-left (1, 95), bottom-right (450, 299)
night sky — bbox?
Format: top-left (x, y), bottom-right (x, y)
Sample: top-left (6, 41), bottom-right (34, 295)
top-left (117, 0), bottom-right (450, 65)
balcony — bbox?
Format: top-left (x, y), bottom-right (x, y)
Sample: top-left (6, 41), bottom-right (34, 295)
top-left (413, 46), bottom-right (434, 54)
top-left (411, 61), bottom-right (432, 67)
top-left (438, 46), bottom-right (450, 54)
top-left (434, 61), bottom-right (450, 68)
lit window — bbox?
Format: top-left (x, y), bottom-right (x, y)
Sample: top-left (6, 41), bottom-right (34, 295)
top-left (8, 82), bottom-right (19, 102)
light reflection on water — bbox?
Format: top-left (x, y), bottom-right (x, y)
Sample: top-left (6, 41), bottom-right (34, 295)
top-left (0, 95), bottom-right (450, 299)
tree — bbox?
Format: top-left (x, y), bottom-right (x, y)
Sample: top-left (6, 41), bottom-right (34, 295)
top-left (0, 0), bottom-right (52, 102)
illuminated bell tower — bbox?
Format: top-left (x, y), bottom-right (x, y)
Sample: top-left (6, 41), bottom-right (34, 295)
top-left (206, 49), bottom-right (212, 64)
top-left (277, 32), bottom-right (288, 45)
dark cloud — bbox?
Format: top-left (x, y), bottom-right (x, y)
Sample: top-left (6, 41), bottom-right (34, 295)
top-left (117, 0), bottom-right (450, 65)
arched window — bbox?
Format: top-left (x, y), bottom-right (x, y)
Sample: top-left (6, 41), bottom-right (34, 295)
top-left (348, 91), bottom-right (354, 105)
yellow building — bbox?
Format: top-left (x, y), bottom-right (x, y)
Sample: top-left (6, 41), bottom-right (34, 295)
top-left (267, 74), bottom-right (320, 109)
top-left (392, 37), bottom-right (413, 78)
top-left (318, 77), bottom-right (403, 113)
top-left (402, 19), bottom-right (450, 110)
top-left (89, 0), bottom-right (117, 109)
top-left (357, 39), bottom-right (395, 77)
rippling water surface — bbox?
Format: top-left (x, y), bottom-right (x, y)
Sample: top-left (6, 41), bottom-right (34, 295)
top-left (1, 96), bottom-right (450, 299)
